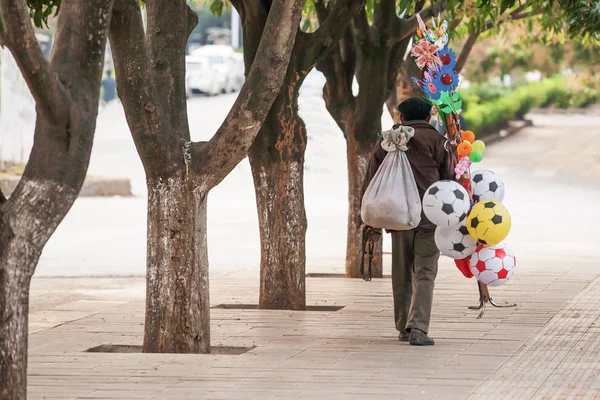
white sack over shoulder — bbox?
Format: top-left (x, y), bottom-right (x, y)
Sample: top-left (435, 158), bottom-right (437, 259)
top-left (361, 125), bottom-right (422, 231)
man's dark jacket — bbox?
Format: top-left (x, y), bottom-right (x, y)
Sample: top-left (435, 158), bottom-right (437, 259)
top-left (361, 120), bottom-right (457, 233)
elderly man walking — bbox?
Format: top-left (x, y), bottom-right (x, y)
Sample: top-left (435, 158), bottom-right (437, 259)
top-left (361, 97), bottom-right (456, 346)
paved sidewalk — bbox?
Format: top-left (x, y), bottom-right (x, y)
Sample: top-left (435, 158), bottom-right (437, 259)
top-left (25, 113), bottom-right (600, 399)
top-left (27, 256), bottom-right (600, 400)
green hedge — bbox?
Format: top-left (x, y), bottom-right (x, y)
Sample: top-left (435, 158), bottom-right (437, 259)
top-left (462, 77), bottom-right (599, 134)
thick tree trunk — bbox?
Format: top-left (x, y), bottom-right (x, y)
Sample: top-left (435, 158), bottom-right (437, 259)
top-left (345, 120), bottom-right (383, 279)
top-left (0, 241), bottom-right (33, 400)
top-left (0, 0), bottom-right (111, 394)
top-left (344, 48), bottom-right (389, 278)
top-left (386, 55), bottom-right (424, 122)
top-left (249, 79), bottom-right (307, 310)
top-left (143, 176), bottom-right (210, 353)
top-left (111, 0), bottom-right (304, 351)
top-left (0, 126), bottom-right (96, 398)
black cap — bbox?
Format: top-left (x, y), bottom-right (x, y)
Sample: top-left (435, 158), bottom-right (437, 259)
top-left (397, 97), bottom-right (432, 122)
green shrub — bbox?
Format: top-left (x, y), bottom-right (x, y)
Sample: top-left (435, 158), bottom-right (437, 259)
top-left (461, 77), bottom-right (598, 134)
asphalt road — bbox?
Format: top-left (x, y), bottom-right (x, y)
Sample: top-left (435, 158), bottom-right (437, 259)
top-left (33, 73), bottom-right (600, 279)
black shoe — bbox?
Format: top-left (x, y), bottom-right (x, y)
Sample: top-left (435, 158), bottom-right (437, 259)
top-left (409, 329), bottom-right (435, 346)
top-left (398, 332), bottom-right (409, 342)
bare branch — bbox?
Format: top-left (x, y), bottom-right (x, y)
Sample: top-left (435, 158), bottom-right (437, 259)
top-left (374, 0), bottom-right (398, 32)
top-left (186, 5), bottom-right (199, 38)
top-left (314, 0), bottom-right (329, 23)
top-left (0, 0), bottom-right (70, 124)
top-left (51, 0), bottom-right (114, 99)
top-left (0, 187), bottom-right (6, 204)
top-left (454, 6), bottom-right (541, 74)
top-left (300, 0), bottom-right (366, 71)
top-left (386, 38), bottom-right (412, 95)
top-left (109, 0), bottom-right (177, 178)
top-left (352, 6), bottom-right (373, 52)
top-left (455, 31), bottom-right (480, 73)
top-left (192, 0), bottom-right (304, 192)
top-left (146, 0), bottom-right (190, 138)
top-left (317, 27), bottom-right (357, 133)
top-left (451, 15), bottom-right (463, 30)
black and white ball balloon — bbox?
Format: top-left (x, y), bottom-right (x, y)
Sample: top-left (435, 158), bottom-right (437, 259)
top-left (471, 170), bottom-right (505, 203)
top-left (434, 221), bottom-right (478, 259)
top-left (422, 180), bottom-right (470, 227)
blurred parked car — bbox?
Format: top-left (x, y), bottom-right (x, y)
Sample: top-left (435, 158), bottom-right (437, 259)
top-left (185, 55), bottom-right (223, 97)
top-left (231, 53), bottom-right (245, 91)
top-left (191, 45), bottom-right (240, 93)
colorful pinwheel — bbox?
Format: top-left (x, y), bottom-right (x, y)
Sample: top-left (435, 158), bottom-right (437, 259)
top-left (411, 39), bottom-right (442, 70)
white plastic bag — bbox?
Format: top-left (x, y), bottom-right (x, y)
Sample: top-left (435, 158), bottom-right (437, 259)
top-left (360, 126), bottom-right (422, 231)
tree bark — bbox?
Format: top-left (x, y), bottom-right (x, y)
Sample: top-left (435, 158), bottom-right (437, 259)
top-left (386, 53), bottom-right (424, 122)
top-left (319, 2), bottom-right (446, 278)
top-left (249, 75), bottom-right (307, 310)
top-left (236, 0), bottom-right (364, 308)
top-left (0, 238), bottom-right (33, 400)
top-left (343, 45), bottom-right (390, 278)
top-left (455, 31), bottom-right (480, 74)
top-left (110, 0), bottom-right (304, 351)
top-left (143, 177), bottom-right (210, 353)
top-left (345, 123), bottom-right (383, 278)
top-left (0, 0), bottom-right (113, 396)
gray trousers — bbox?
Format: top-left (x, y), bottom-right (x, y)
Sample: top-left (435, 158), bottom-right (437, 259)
top-left (391, 230), bottom-right (439, 334)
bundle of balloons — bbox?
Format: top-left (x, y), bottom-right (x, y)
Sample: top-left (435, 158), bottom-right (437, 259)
top-left (410, 15), bottom-right (517, 287)
top-left (455, 130), bottom-right (486, 179)
top-left (422, 132), bottom-right (516, 287)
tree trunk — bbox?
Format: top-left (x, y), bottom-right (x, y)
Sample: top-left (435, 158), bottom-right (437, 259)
top-left (249, 77), bottom-right (307, 310)
top-left (143, 176), bottom-right (210, 353)
top-left (386, 68), bottom-right (422, 123)
top-left (0, 240), bottom-right (33, 400)
top-left (111, 0), bottom-right (304, 351)
top-left (345, 120), bottom-right (383, 279)
top-left (344, 48), bottom-right (389, 278)
top-left (0, 119), bottom-right (98, 398)
top-left (0, 0), bottom-right (111, 393)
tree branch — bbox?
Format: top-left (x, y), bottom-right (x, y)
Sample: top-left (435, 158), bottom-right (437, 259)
top-left (451, 15), bottom-right (463, 31)
top-left (109, 0), bottom-right (177, 178)
top-left (186, 5), bottom-right (199, 39)
top-left (300, 0), bottom-right (366, 71)
top-left (192, 0), bottom-right (304, 192)
top-left (317, 26), bottom-right (356, 133)
top-left (455, 6), bottom-right (541, 74)
top-left (237, 0), bottom-right (270, 74)
top-left (0, 187), bottom-right (7, 204)
top-left (314, 0), bottom-right (329, 23)
top-left (352, 6), bottom-right (374, 52)
top-left (481, 6), bottom-right (542, 31)
top-left (0, 0), bottom-right (70, 124)
top-left (455, 31), bottom-right (480, 73)
top-left (374, 0), bottom-right (398, 33)
top-left (146, 0), bottom-right (190, 138)
top-left (386, 38), bottom-right (412, 95)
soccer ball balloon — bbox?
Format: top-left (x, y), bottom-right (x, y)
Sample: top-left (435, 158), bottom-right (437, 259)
top-left (422, 180), bottom-right (470, 228)
top-left (434, 221), bottom-right (478, 259)
top-left (471, 170), bottom-right (505, 203)
top-left (470, 242), bottom-right (516, 286)
top-left (466, 200), bottom-right (511, 246)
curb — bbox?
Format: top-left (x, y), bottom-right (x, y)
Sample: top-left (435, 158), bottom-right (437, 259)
top-left (0, 176), bottom-right (133, 198)
top-left (530, 105), bottom-right (600, 116)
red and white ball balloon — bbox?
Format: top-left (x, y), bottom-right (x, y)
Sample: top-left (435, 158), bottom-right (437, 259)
top-left (470, 242), bottom-right (516, 287)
